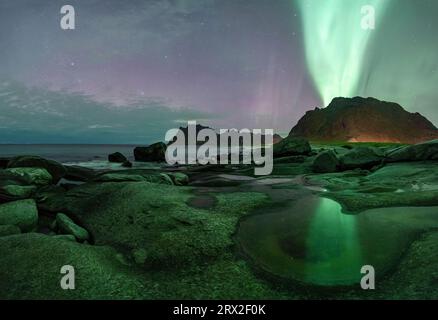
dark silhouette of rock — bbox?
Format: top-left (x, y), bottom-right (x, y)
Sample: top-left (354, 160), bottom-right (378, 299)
top-left (312, 150), bottom-right (339, 173)
top-left (290, 97), bottom-right (438, 144)
top-left (0, 157), bottom-right (11, 169)
top-left (339, 147), bottom-right (384, 170)
top-left (108, 152), bottom-right (128, 163)
top-left (134, 142), bottom-right (166, 162)
top-left (386, 139), bottom-right (438, 162)
top-left (7, 155), bottom-right (66, 184)
top-left (173, 124), bottom-right (283, 146)
top-left (174, 124), bottom-right (214, 146)
top-left (273, 136), bottom-right (311, 157)
top-left (122, 160), bottom-right (133, 168)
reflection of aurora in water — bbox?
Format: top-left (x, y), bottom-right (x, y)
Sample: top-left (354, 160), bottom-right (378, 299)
top-left (305, 198), bottom-right (363, 285)
top-left (237, 194), bottom-right (438, 287)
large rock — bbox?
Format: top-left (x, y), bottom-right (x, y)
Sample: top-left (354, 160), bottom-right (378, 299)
top-left (0, 199), bottom-right (38, 232)
top-left (0, 185), bottom-right (36, 202)
top-left (55, 213), bottom-right (89, 242)
top-left (273, 136), bottom-right (311, 157)
top-left (312, 150), bottom-right (340, 173)
top-left (0, 170), bottom-right (30, 185)
top-left (108, 152), bottom-right (128, 163)
top-left (0, 170), bottom-right (37, 202)
top-left (339, 147), bottom-right (384, 170)
top-left (7, 156), bottom-right (66, 183)
top-left (134, 142), bottom-right (166, 162)
top-left (386, 139), bottom-right (438, 162)
top-left (289, 97), bottom-right (438, 144)
top-left (5, 167), bottom-right (52, 186)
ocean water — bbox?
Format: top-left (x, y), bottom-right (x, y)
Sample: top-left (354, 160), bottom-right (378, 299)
top-left (0, 144), bottom-right (261, 170)
top-left (0, 144), bottom-right (146, 169)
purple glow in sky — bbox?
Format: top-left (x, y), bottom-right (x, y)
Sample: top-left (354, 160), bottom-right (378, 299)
top-left (1, 0), bottom-right (437, 143)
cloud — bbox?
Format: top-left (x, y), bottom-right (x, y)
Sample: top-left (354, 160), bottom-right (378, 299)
top-left (0, 81), bottom-right (215, 144)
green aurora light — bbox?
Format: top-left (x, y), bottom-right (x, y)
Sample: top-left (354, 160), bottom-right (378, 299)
top-left (296, 0), bottom-right (392, 106)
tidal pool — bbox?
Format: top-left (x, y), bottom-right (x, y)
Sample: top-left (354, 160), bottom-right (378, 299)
top-left (236, 196), bottom-right (438, 286)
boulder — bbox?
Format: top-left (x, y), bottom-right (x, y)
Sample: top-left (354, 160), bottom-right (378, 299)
top-left (7, 156), bottom-right (66, 183)
top-left (108, 152), bottom-right (128, 163)
top-left (0, 199), bottom-right (38, 232)
top-left (386, 139), bottom-right (438, 162)
top-left (273, 137), bottom-right (311, 157)
top-left (339, 147), bottom-right (384, 170)
top-left (0, 185), bottom-right (36, 202)
top-left (0, 170), bottom-right (30, 185)
top-left (134, 142), bottom-right (167, 162)
top-left (122, 160), bottom-right (133, 168)
top-left (5, 167), bottom-right (52, 186)
top-left (0, 170), bottom-right (37, 202)
top-left (0, 225), bottom-right (21, 237)
top-left (312, 150), bottom-right (340, 173)
top-left (56, 213), bottom-right (89, 242)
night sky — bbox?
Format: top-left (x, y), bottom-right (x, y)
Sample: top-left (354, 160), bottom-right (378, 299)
top-left (0, 0), bottom-right (437, 143)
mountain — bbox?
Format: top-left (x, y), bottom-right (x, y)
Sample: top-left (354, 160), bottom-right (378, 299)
top-left (289, 97), bottom-right (438, 144)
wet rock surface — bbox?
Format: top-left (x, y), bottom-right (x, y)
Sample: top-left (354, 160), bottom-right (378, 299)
top-left (1, 139), bottom-right (438, 299)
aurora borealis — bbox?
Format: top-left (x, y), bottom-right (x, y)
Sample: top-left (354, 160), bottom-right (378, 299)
top-left (0, 0), bottom-right (437, 143)
top-left (296, 0), bottom-right (391, 106)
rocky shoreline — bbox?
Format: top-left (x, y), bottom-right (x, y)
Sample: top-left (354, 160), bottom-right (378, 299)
top-left (1, 137), bottom-right (438, 299)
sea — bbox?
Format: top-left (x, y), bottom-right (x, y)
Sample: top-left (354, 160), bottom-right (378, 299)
top-left (0, 144), bottom-right (259, 170)
top-left (0, 144), bottom-right (147, 169)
